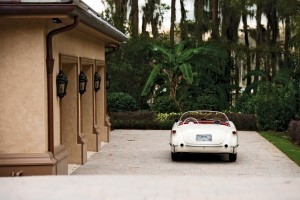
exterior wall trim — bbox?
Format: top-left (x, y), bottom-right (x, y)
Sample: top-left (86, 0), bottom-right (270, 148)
top-left (0, 152), bottom-right (57, 166)
top-left (0, 153), bottom-right (57, 176)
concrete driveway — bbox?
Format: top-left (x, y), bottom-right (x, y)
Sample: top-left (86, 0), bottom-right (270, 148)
top-left (72, 130), bottom-right (300, 176)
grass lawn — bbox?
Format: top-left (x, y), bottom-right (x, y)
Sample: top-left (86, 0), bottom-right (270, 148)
top-left (260, 131), bottom-right (300, 166)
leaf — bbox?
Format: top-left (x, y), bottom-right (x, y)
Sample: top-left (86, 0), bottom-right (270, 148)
top-left (242, 70), bottom-right (266, 81)
top-left (141, 64), bottom-right (162, 96)
top-left (244, 80), bottom-right (264, 93)
top-left (273, 70), bottom-right (291, 85)
top-left (194, 47), bottom-right (228, 58)
top-left (179, 63), bottom-right (193, 84)
top-left (175, 41), bottom-right (186, 56)
top-left (152, 45), bottom-right (171, 60)
top-left (178, 48), bottom-right (196, 63)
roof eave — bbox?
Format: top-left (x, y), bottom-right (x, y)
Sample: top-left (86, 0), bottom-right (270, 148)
top-left (0, 3), bottom-right (128, 43)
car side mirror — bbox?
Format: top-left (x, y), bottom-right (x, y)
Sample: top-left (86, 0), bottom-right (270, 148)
top-left (174, 119), bottom-right (178, 122)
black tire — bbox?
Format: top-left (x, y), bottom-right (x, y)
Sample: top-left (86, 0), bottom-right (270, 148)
top-left (229, 153), bottom-right (237, 162)
top-left (171, 152), bottom-right (179, 161)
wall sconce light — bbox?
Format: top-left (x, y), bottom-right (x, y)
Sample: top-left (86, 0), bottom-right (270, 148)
top-left (106, 73), bottom-right (111, 90)
top-left (56, 70), bottom-right (68, 99)
top-left (79, 71), bottom-right (88, 95)
top-left (94, 71), bottom-right (101, 92)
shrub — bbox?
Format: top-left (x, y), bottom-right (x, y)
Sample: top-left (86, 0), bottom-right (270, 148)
top-left (225, 112), bottom-right (257, 131)
top-left (255, 83), bottom-right (297, 131)
top-left (156, 112), bottom-right (182, 122)
top-left (234, 93), bottom-right (256, 114)
top-left (296, 123), bottom-right (300, 146)
top-left (190, 95), bottom-right (220, 111)
top-left (107, 92), bottom-right (137, 112)
top-left (152, 96), bottom-right (179, 113)
top-left (109, 111), bottom-right (160, 129)
top-left (288, 120), bottom-right (300, 145)
top-left (109, 111), bottom-right (257, 131)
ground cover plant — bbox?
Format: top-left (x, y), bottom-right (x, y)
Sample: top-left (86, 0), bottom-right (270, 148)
top-left (260, 131), bottom-right (300, 166)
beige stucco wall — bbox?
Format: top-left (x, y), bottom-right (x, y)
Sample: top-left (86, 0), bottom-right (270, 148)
top-left (98, 65), bottom-right (109, 142)
top-left (0, 19), bottom-right (48, 154)
top-left (0, 18), bottom-right (108, 155)
top-left (51, 22), bottom-right (105, 149)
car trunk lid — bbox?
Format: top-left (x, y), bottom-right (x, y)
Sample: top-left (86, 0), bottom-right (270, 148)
top-left (180, 124), bottom-right (229, 145)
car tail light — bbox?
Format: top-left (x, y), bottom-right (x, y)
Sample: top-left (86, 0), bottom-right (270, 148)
top-left (172, 130), bottom-right (176, 134)
top-left (232, 131), bottom-right (237, 135)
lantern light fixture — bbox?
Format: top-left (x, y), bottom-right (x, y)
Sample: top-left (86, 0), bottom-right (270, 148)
top-left (94, 71), bottom-right (101, 92)
top-left (106, 73), bottom-right (111, 90)
top-left (56, 70), bottom-right (68, 99)
top-left (79, 71), bottom-right (88, 95)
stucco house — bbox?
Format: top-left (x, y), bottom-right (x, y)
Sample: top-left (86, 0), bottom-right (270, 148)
top-left (0, 0), bottom-right (127, 176)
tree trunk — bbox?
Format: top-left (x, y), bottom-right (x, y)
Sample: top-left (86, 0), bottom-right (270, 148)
top-left (151, 14), bottom-right (159, 38)
top-left (170, 0), bottom-right (176, 46)
top-left (141, 15), bottom-right (147, 35)
top-left (284, 15), bottom-right (291, 69)
top-left (242, 9), bottom-right (251, 86)
top-left (194, 0), bottom-right (204, 44)
top-left (255, 5), bottom-right (262, 84)
top-left (180, 0), bottom-right (187, 41)
top-left (130, 0), bottom-right (139, 38)
top-left (211, 0), bottom-right (219, 39)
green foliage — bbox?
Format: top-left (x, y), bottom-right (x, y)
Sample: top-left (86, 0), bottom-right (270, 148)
top-left (234, 93), bottom-right (256, 114)
top-left (106, 35), bottom-right (155, 109)
top-left (156, 112), bottom-right (182, 121)
top-left (255, 83), bottom-right (297, 131)
top-left (260, 131), bottom-right (300, 166)
top-left (225, 112), bottom-right (257, 131)
top-left (142, 41), bottom-right (197, 99)
top-left (109, 111), bottom-right (257, 131)
top-left (151, 96), bottom-right (179, 113)
top-left (188, 43), bottom-right (233, 111)
top-left (185, 94), bottom-right (220, 111)
top-left (238, 67), bottom-right (300, 131)
top-left (109, 111), bottom-right (174, 130)
top-left (100, 0), bottom-right (300, 133)
top-left (142, 41), bottom-right (232, 111)
top-left (107, 92), bottom-right (137, 112)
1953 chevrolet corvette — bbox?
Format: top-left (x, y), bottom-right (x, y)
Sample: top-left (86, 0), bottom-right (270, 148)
top-left (169, 110), bottom-right (239, 162)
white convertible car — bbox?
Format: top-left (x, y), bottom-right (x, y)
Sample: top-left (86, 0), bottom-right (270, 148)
top-left (170, 110), bottom-right (239, 162)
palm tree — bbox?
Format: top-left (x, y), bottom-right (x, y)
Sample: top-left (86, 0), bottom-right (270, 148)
top-left (211, 0), bottom-right (219, 39)
top-left (194, 0), bottom-right (205, 44)
top-left (241, 0), bottom-right (252, 86)
top-left (170, 0), bottom-right (176, 46)
top-left (113, 0), bottom-right (128, 33)
top-left (180, 0), bottom-right (187, 41)
top-left (129, 0), bottom-right (139, 37)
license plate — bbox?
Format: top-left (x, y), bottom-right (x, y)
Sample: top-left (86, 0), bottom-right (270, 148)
top-left (196, 134), bottom-right (212, 141)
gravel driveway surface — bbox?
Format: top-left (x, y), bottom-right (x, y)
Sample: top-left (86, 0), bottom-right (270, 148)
top-left (72, 130), bottom-right (300, 176)
top-left (2, 130), bottom-right (300, 200)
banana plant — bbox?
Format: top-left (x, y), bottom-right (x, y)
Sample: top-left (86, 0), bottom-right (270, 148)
top-left (142, 41), bottom-right (228, 110)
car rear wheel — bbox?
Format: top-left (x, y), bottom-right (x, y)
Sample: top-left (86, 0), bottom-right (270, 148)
top-left (229, 153), bottom-right (237, 162)
top-left (171, 152), bottom-right (179, 161)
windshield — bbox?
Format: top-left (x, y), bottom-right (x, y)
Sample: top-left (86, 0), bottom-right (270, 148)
top-left (179, 110), bottom-right (229, 123)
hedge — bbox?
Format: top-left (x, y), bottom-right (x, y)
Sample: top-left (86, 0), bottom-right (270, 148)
top-left (225, 112), bottom-right (257, 131)
top-left (109, 111), bottom-right (257, 131)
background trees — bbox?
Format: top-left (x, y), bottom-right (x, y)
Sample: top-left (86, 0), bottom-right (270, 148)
top-left (100, 0), bottom-right (300, 130)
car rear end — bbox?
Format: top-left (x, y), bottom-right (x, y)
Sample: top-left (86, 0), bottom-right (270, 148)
top-left (170, 124), bottom-right (238, 154)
